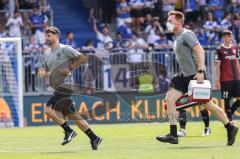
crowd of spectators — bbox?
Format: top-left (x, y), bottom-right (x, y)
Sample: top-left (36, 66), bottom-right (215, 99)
top-left (0, 0), bottom-right (239, 93)
top-left (89, 0), bottom-right (240, 52)
top-left (81, 0), bottom-right (240, 93)
top-left (1, 0), bottom-right (239, 53)
top-left (0, 0), bottom-right (50, 48)
top-left (0, 0), bottom-right (50, 92)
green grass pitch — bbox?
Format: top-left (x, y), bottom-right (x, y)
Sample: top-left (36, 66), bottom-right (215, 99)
top-left (0, 121), bottom-right (239, 159)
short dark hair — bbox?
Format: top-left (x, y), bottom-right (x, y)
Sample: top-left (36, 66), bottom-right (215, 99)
top-left (14, 9), bottom-right (19, 14)
top-left (234, 14), bottom-right (239, 20)
top-left (222, 29), bottom-right (232, 36)
top-left (168, 11), bottom-right (185, 24)
top-left (116, 32), bottom-right (122, 36)
top-left (66, 32), bottom-right (73, 37)
top-left (102, 25), bottom-right (110, 30)
top-left (224, 12), bottom-right (231, 18)
top-left (85, 39), bottom-right (93, 46)
top-left (45, 26), bottom-right (60, 37)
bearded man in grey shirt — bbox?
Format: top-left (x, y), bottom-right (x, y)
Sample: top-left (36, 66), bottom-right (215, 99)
top-left (38, 27), bottom-right (102, 150)
top-left (156, 11), bottom-right (238, 146)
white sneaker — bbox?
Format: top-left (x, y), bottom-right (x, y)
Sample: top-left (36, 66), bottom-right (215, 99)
top-left (177, 129), bottom-right (186, 137)
top-left (202, 127), bottom-right (211, 136)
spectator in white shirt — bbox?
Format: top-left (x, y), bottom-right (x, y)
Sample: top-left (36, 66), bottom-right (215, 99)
top-left (6, 10), bottom-right (23, 37)
top-left (203, 11), bottom-right (220, 45)
top-left (81, 39), bottom-right (95, 53)
top-left (145, 19), bottom-right (163, 44)
top-left (93, 17), bottom-right (113, 49)
top-left (204, 12), bottom-right (219, 31)
top-left (28, 7), bottom-right (48, 44)
top-left (131, 32), bottom-right (148, 50)
top-left (62, 32), bottom-right (77, 48)
top-left (221, 12), bottom-right (232, 31)
top-left (154, 33), bottom-right (173, 50)
top-left (24, 36), bottom-right (42, 54)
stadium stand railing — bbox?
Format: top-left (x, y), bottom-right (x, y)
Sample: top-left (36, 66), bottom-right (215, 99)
top-left (22, 49), bottom-right (217, 95)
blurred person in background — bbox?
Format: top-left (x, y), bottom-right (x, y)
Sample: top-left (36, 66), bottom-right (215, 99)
top-left (24, 35), bottom-right (43, 54)
top-left (116, 0), bottom-right (131, 27)
top-left (220, 12), bottom-right (232, 31)
top-left (19, 0), bottom-right (39, 9)
top-left (6, 10), bottom-right (23, 37)
top-left (231, 14), bottom-right (240, 45)
top-left (28, 7), bottom-right (48, 44)
top-left (62, 32), bottom-right (77, 49)
top-left (6, 0), bottom-right (19, 17)
top-left (131, 31), bottom-right (148, 50)
top-left (208, 0), bottom-right (225, 22)
top-left (117, 18), bottom-right (133, 39)
top-left (228, 0), bottom-right (240, 14)
top-left (142, 13), bottom-right (153, 29)
top-left (129, 0), bottom-right (145, 32)
top-left (92, 17), bottom-right (113, 49)
top-left (162, 0), bottom-right (176, 20)
top-left (100, 0), bottom-right (115, 24)
top-left (145, 19), bottom-right (163, 45)
top-left (198, 0), bottom-right (207, 22)
top-left (24, 36), bottom-right (43, 92)
top-left (203, 12), bottom-right (220, 46)
top-left (197, 27), bottom-right (208, 47)
top-left (184, 0), bottom-right (199, 24)
top-left (114, 32), bottom-right (124, 48)
top-left (81, 39), bottom-right (95, 53)
top-left (154, 33), bottom-right (173, 50)
top-left (144, 0), bottom-right (159, 20)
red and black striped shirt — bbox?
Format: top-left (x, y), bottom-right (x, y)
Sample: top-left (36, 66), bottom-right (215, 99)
top-left (215, 44), bottom-right (240, 81)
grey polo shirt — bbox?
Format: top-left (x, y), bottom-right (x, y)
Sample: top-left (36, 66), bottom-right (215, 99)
top-left (173, 28), bottom-right (200, 77)
top-left (43, 43), bottom-right (80, 89)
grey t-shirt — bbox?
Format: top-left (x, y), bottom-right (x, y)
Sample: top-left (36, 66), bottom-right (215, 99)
top-left (173, 28), bottom-right (200, 77)
top-left (43, 43), bottom-right (80, 89)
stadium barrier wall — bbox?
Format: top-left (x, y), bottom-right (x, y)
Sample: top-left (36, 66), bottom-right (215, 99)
top-left (23, 90), bottom-right (240, 126)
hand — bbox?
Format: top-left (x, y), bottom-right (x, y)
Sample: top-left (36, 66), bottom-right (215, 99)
top-left (38, 68), bottom-right (48, 77)
top-left (59, 68), bottom-right (71, 76)
top-left (215, 80), bottom-right (221, 90)
top-left (194, 72), bottom-right (204, 84)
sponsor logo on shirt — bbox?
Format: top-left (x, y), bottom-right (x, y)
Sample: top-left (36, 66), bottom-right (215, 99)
top-left (225, 55), bottom-right (237, 60)
top-left (233, 49), bottom-right (236, 55)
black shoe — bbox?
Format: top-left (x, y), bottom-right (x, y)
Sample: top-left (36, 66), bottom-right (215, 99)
top-left (156, 134), bottom-right (178, 144)
top-left (61, 131), bottom-right (77, 145)
top-left (91, 137), bottom-right (102, 150)
top-left (227, 126), bottom-right (238, 146)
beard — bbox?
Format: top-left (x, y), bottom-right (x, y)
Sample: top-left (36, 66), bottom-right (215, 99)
top-left (46, 40), bottom-right (52, 46)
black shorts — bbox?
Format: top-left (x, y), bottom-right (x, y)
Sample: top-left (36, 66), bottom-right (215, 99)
top-left (170, 74), bottom-right (195, 94)
top-left (46, 87), bottom-right (76, 116)
top-left (130, 9), bottom-right (143, 18)
top-left (143, 8), bottom-right (151, 16)
top-left (221, 80), bottom-right (240, 99)
top-left (170, 74), bottom-right (207, 94)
